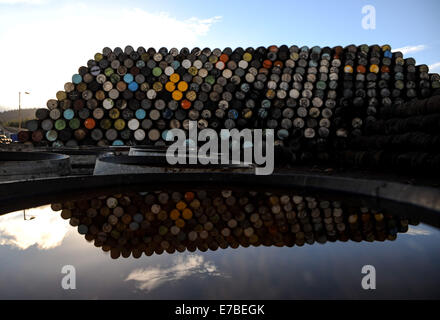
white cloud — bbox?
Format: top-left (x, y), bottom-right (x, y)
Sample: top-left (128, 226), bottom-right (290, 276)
top-left (0, 205), bottom-right (70, 249)
top-left (405, 226), bottom-right (432, 236)
top-left (125, 254), bottom-right (224, 292)
top-left (393, 45), bottom-right (427, 55)
top-left (0, 4), bottom-right (221, 109)
top-left (428, 62), bottom-right (440, 73)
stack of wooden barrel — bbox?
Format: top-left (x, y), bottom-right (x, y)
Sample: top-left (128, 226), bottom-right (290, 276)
top-left (52, 189), bottom-right (415, 259)
top-left (18, 44), bottom-right (440, 169)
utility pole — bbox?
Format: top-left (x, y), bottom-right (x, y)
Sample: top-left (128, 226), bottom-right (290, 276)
top-left (18, 91), bottom-right (30, 129)
top-left (18, 92), bottom-right (21, 129)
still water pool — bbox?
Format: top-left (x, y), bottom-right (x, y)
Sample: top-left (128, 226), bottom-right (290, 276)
top-left (0, 188), bottom-right (439, 299)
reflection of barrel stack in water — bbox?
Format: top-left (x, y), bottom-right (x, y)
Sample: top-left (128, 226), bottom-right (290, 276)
top-left (52, 190), bottom-right (416, 259)
top-left (18, 44), bottom-right (440, 169)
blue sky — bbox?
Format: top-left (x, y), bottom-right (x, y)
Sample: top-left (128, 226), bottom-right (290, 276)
top-left (0, 0), bottom-right (439, 109)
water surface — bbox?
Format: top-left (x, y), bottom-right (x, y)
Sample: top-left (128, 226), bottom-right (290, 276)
top-left (0, 189), bottom-right (439, 299)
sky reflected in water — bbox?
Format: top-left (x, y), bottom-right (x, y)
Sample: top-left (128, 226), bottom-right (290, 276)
top-left (0, 200), bottom-right (439, 299)
top-left (125, 254), bottom-right (225, 292)
top-left (0, 206), bottom-right (69, 250)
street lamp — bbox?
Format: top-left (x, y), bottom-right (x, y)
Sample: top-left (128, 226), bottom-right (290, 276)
top-left (18, 91), bottom-right (30, 130)
top-left (23, 209), bottom-right (35, 221)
